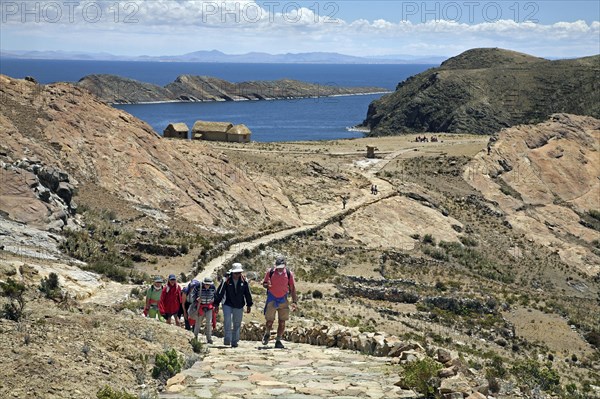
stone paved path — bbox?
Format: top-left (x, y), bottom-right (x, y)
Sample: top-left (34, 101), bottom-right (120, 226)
top-left (160, 339), bottom-right (416, 399)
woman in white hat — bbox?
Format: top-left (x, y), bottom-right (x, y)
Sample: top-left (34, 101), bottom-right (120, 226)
top-left (214, 263), bottom-right (253, 348)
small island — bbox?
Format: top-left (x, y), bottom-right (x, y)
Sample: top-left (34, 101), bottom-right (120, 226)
top-left (77, 74), bottom-right (389, 104)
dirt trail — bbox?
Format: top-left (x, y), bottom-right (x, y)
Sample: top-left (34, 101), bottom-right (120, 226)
top-left (193, 148), bottom-right (409, 281)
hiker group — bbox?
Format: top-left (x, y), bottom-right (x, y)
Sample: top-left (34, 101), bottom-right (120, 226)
top-left (144, 255), bottom-right (297, 349)
top-left (415, 135), bottom-right (439, 142)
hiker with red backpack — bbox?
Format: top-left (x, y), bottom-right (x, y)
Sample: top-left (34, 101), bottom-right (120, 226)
top-left (214, 263), bottom-right (253, 348)
top-left (262, 255), bottom-right (298, 349)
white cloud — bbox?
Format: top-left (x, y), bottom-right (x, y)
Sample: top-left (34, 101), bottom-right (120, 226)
top-left (0, 0), bottom-right (598, 57)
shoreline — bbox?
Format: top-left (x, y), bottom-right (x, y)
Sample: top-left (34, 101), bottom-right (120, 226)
top-left (110, 91), bottom-right (392, 106)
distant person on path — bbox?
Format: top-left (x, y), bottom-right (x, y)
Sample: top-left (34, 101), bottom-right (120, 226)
top-left (373, 185), bottom-right (378, 195)
top-left (159, 274), bottom-right (181, 326)
top-left (144, 276), bottom-right (164, 321)
top-left (341, 195), bottom-right (348, 209)
top-left (262, 255), bottom-right (298, 349)
top-left (214, 263), bottom-right (253, 348)
top-left (192, 276), bottom-right (217, 344)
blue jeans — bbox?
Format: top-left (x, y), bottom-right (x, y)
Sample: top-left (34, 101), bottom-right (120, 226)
top-left (222, 305), bottom-right (244, 345)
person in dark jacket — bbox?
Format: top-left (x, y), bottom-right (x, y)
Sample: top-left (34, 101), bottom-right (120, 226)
top-left (214, 263), bottom-right (253, 348)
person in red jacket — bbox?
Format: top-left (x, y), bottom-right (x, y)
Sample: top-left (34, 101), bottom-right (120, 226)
top-left (159, 274), bottom-right (181, 326)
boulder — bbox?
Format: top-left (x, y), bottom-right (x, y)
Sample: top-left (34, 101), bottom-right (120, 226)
top-left (439, 375), bottom-right (471, 395)
top-left (437, 348), bottom-right (453, 364)
top-left (56, 182), bottom-right (74, 205)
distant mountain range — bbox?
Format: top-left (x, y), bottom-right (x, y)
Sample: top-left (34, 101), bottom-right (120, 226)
top-left (0, 49), bottom-right (446, 64)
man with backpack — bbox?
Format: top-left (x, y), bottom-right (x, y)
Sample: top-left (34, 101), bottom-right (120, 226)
top-left (262, 255), bottom-right (297, 349)
top-left (214, 263), bottom-right (253, 348)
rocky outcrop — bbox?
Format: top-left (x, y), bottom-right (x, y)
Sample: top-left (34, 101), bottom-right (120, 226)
top-left (77, 74), bottom-right (388, 104)
top-left (361, 48), bottom-right (600, 135)
top-left (465, 114), bottom-right (600, 274)
top-left (0, 156), bottom-right (78, 231)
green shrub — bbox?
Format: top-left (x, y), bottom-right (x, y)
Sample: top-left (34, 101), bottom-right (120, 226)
top-left (422, 234), bottom-right (435, 245)
top-left (312, 289), bottom-right (323, 299)
top-left (152, 348), bottom-right (183, 382)
top-left (179, 272), bottom-right (188, 283)
top-left (511, 359), bottom-right (560, 393)
top-left (588, 210), bottom-right (600, 221)
top-left (190, 338), bottom-right (203, 354)
top-left (179, 244), bottom-right (189, 255)
top-left (423, 247), bottom-right (449, 261)
top-left (96, 385), bottom-right (137, 399)
top-left (39, 272), bottom-right (61, 299)
top-left (1, 278), bottom-right (26, 321)
top-left (400, 357), bottom-right (442, 398)
top-left (459, 236), bottom-right (478, 247)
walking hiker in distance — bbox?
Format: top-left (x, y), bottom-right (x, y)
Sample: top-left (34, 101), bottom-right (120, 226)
top-left (214, 263), bottom-right (253, 348)
top-left (262, 255), bottom-right (298, 349)
top-left (144, 276), bottom-right (163, 321)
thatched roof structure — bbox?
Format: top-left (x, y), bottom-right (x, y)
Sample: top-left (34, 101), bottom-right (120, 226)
top-left (227, 124), bottom-right (251, 135)
top-left (192, 121), bottom-right (233, 133)
top-left (166, 123), bottom-right (189, 133)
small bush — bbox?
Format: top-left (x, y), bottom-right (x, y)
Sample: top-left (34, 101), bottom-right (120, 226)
top-left (179, 272), bottom-right (188, 283)
top-left (585, 330), bottom-right (600, 348)
top-left (422, 234), bottom-right (435, 245)
top-left (190, 338), bottom-right (203, 354)
top-left (179, 244), bottom-right (189, 255)
top-left (459, 236), bottom-right (478, 247)
top-left (312, 290), bottom-right (323, 299)
top-left (1, 278), bottom-right (26, 321)
top-left (39, 272), bottom-right (61, 299)
top-left (511, 359), bottom-right (560, 393)
top-left (434, 281), bottom-right (447, 291)
top-left (96, 385), bottom-right (137, 399)
top-left (400, 357), bottom-right (442, 398)
top-left (423, 247), bottom-right (449, 261)
top-left (152, 348), bottom-right (183, 382)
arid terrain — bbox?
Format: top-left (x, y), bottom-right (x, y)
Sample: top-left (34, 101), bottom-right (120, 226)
top-left (0, 74), bottom-right (599, 399)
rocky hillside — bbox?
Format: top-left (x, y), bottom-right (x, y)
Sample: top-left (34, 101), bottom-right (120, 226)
top-left (466, 113), bottom-right (600, 274)
top-left (361, 48), bottom-right (600, 135)
top-left (0, 74), bottom-right (301, 232)
top-left (77, 74), bottom-right (387, 104)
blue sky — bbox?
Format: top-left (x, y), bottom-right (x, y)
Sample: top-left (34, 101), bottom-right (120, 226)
top-left (1, 1), bottom-right (599, 58)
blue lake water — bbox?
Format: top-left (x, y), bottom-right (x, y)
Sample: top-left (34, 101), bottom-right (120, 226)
top-left (0, 59), bottom-right (435, 142)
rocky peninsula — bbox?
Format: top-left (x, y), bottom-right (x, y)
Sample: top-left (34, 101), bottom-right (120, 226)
top-left (361, 48), bottom-right (600, 135)
top-left (77, 74), bottom-right (389, 104)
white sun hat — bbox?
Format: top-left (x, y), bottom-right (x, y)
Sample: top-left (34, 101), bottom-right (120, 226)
top-left (230, 263), bottom-right (244, 273)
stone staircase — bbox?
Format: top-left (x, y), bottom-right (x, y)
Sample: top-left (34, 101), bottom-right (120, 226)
top-left (159, 339), bottom-right (417, 399)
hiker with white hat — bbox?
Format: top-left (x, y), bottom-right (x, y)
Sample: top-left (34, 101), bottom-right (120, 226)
top-left (191, 276), bottom-right (217, 344)
top-left (261, 255), bottom-right (298, 349)
top-left (214, 262), bottom-right (253, 348)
